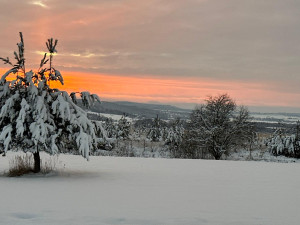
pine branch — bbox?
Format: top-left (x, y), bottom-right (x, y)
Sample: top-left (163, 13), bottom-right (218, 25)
top-left (0, 57), bottom-right (13, 66)
top-left (46, 38), bottom-right (58, 53)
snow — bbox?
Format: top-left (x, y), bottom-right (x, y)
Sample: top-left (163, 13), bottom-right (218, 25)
top-left (0, 125), bottom-right (12, 152)
top-left (228, 148), bottom-right (300, 162)
top-left (0, 153), bottom-right (300, 225)
top-left (250, 113), bottom-right (300, 124)
top-left (91, 112), bottom-right (133, 122)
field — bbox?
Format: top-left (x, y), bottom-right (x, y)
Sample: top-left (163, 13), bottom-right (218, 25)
top-left (0, 153), bottom-right (300, 225)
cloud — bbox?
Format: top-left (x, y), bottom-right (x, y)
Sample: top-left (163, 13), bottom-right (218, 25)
top-left (30, 1), bottom-right (48, 8)
top-left (0, 0), bottom-right (300, 108)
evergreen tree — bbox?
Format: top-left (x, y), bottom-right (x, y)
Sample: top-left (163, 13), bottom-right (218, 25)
top-left (116, 115), bottom-right (131, 140)
top-left (164, 118), bottom-right (185, 158)
top-left (0, 33), bottom-right (106, 172)
top-left (147, 115), bottom-right (163, 142)
top-left (267, 123), bottom-right (300, 158)
top-left (104, 117), bottom-right (117, 138)
top-left (165, 118), bottom-right (184, 147)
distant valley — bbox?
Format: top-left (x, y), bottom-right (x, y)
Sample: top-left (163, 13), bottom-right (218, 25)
top-left (89, 101), bottom-right (192, 120)
top-left (87, 101), bottom-right (300, 134)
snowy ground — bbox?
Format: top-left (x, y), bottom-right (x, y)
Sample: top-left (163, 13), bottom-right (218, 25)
top-left (250, 112), bottom-right (300, 124)
top-left (89, 112), bottom-right (134, 122)
top-left (228, 148), bottom-right (300, 163)
top-left (0, 153), bottom-right (300, 225)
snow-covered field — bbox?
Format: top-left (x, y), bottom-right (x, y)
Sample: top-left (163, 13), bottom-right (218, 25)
top-left (250, 112), bottom-right (300, 124)
top-left (89, 112), bottom-right (134, 122)
top-left (0, 153), bottom-right (300, 225)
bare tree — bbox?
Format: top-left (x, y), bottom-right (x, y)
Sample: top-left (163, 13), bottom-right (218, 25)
top-left (183, 94), bottom-right (252, 160)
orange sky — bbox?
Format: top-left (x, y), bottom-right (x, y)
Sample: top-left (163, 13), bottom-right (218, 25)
top-left (2, 68), bottom-right (299, 109)
top-left (51, 71), bottom-right (300, 108)
top-left (1, 1), bottom-right (300, 112)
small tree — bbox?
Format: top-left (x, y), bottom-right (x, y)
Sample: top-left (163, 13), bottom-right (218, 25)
top-left (164, 118), bottom-right (184, 157)
top-left (116, 115), bottom-right (131, 140)
top-left (0, 33), bottom-right (106, 173)
top-left (266, 123), bottom-right (300, 158)
top-left (246, 127), bottom-right (257, 160)
top-left (147, 115), bottom-right (163, 142)
top-left (104, 117), bottom-right (117, 138)
top-left (165, 118), bottom-right (184, 145)
top-left (184, 94), bottom-right (252, 160)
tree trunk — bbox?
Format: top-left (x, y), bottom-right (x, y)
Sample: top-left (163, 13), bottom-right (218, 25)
top-left (214, 152), bottom-right (222, 160)
top-left (33, 151), bottom-right (41, 173)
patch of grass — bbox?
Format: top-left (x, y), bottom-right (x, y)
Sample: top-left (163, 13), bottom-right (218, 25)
top-left (41, 155), bottom-right (59, 174)
top-left (8, 154), bottom-right (33, 177)
top-left (7, 153), bottom-right (59, 177)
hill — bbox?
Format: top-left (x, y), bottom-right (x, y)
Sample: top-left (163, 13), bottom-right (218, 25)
top-left (89, 101), bottom-right (191, 120)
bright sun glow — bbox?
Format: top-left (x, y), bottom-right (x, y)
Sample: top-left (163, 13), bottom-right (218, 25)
top-left (31, 1), bottom-right (48, 8)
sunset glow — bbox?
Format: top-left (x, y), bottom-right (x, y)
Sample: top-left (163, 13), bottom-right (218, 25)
top-left (1, 0), bottom-right (300, 111)
top-left (1, 67), bottom-right (300, 109)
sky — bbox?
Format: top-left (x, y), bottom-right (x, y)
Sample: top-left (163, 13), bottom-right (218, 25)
top-left (0, 0), bottom-right (300, 112)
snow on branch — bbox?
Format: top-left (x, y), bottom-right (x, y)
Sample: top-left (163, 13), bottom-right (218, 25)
top-left (0, 33), bottom-right (108, 159)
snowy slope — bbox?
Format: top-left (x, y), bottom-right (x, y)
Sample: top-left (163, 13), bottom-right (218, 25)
top-left (0, 153), bottom-right (300, 225)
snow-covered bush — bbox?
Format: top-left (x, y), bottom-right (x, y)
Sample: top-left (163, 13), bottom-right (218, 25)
top-left (0, 33), bottom-right (107, 173)
top-left (164, 118), bottom-right (185, 157)
top-left (147, 115), bottom-right (164, 142)
top-left (116, 115), bottom-right (131, 140)
top-left (103, 117), bottom-right (117, 138)
top-left (164, 118), bottom-right (184, 146)
top-left (267, 127), bottom-right (300, 158)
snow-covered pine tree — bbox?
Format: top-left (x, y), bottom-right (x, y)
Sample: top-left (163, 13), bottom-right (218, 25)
top-left (164, 118), bottom-right (184, 147)
top-left (0, 33), bottom-right (106, 173)
top-left (266, 125), bottom-right (300, 158)
top-left (164, 118), bottom-right (185, 157)
top-left (147, 115), bottom-right (163, 142)
top-left (104, 117), bottom-right (117, 139)
top-left (116, 115), bottom-right (131, 140)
